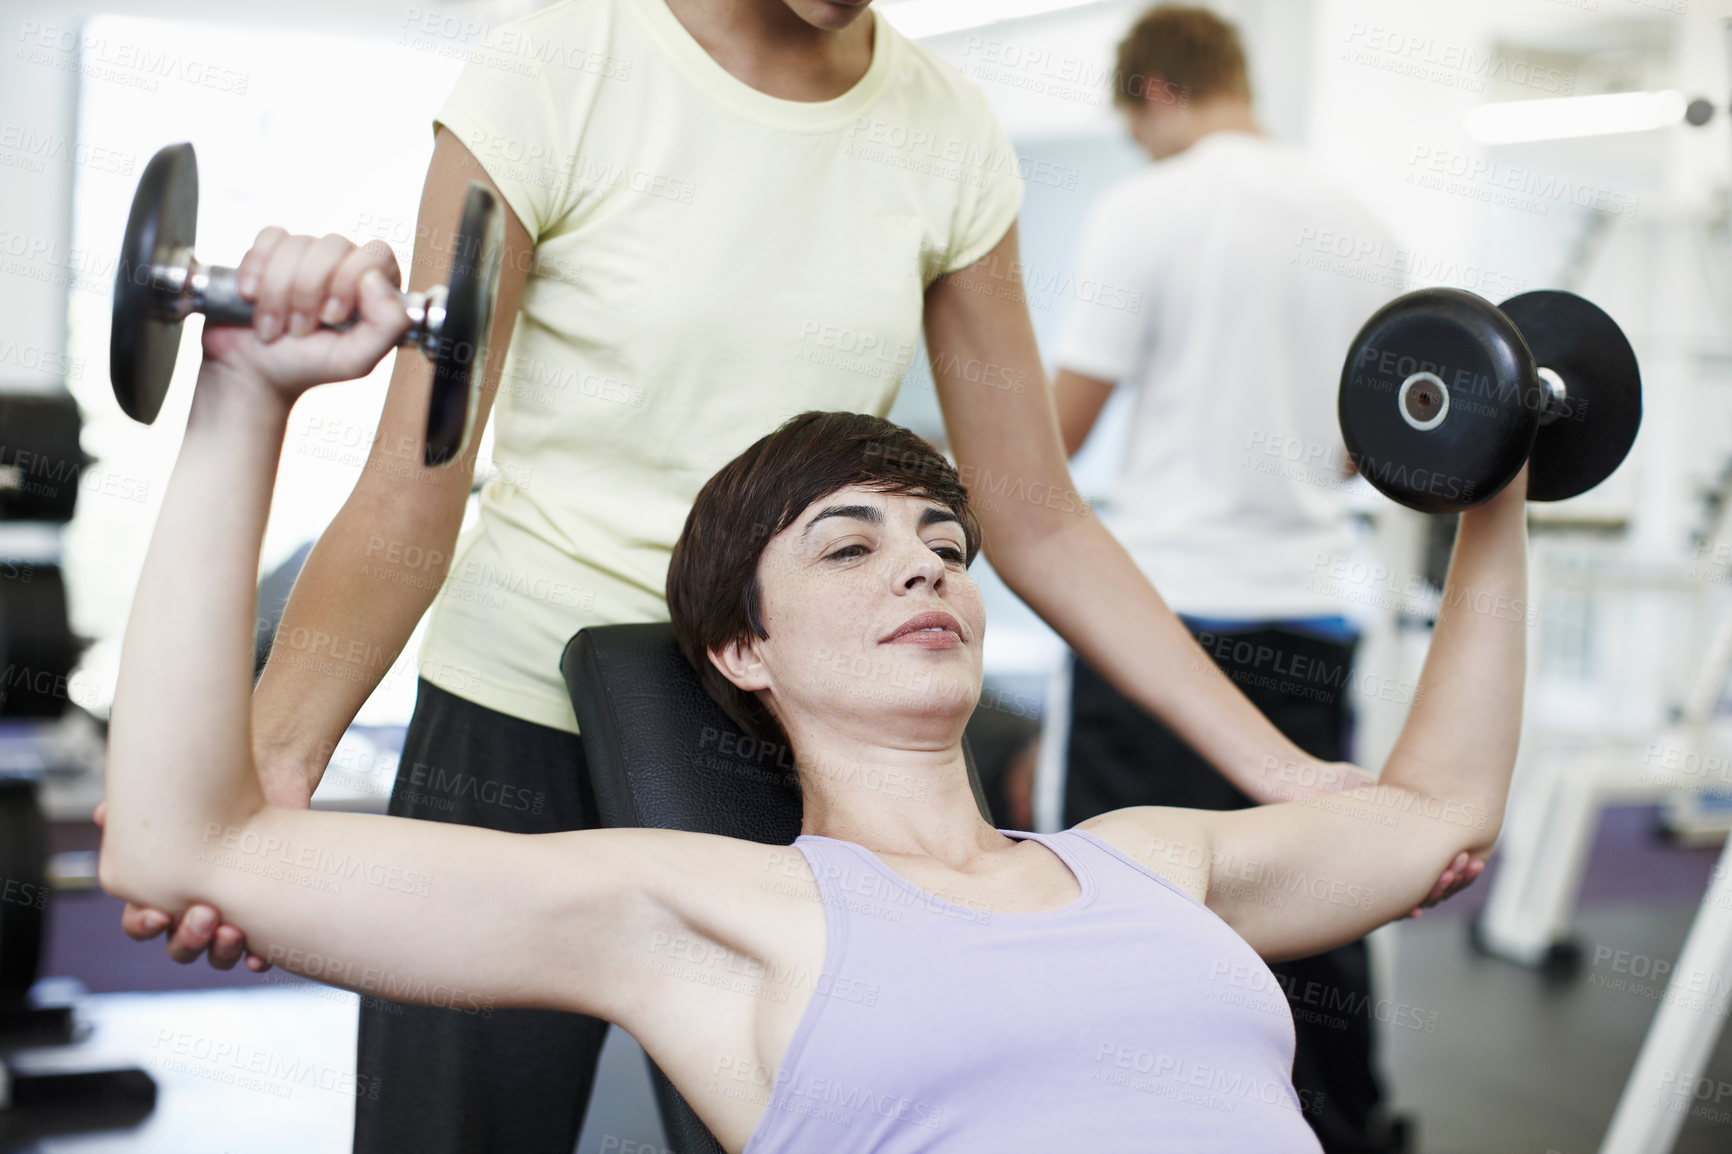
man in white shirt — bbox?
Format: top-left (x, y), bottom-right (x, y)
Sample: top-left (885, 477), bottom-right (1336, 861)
top-left (1052, 8), bottom-right (1409, 1152)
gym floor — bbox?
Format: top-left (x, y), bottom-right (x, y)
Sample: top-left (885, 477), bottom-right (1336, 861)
top-left (17, 805), bottom-right (1732, 1154)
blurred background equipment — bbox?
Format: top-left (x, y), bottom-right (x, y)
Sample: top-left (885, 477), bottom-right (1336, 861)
top-left (0, 393), bottom-right (89, 525)
top-left (0, 384), bottom-right (156, 1144)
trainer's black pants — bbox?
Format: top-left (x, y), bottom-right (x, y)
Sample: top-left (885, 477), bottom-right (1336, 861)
top-left (354, 677), bottom-right (608, 1153)
top-left (1065, 624), bottom-right (1408, 1154)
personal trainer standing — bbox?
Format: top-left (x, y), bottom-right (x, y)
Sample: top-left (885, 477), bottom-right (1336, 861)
top-left (111, 1), bottom-right (1467, 1151)
top-left (1050, 8), bottom-right (1442, 1153)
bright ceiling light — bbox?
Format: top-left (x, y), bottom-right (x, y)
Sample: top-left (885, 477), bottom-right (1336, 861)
top-left (879, 0), bottom-right (1102, 40)
top-left (1465, 90), bottom-right (1689, 144)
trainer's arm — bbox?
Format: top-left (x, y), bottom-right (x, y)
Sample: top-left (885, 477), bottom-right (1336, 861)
top-left (251, 126), bottom-right (534, 804)
top-left (1185, 471), bottom-right (1527, 960)
top-left (1051, 368), bottom-right (1113, 459)
top-left (99, 334), bottom-right (661, 1026)
top-left (923, 221), bottom-right (1336, 801)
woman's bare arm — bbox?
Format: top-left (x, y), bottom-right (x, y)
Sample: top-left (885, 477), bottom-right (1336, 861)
top-left (116, 128), bottom-right (536, 970)
top-left (95, 246), bottom-right (665, 1023)
top-left (1092, 471), bottom-right (1527, 961)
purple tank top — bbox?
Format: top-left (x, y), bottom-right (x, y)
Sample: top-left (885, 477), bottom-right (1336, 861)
top-left (740, 827), bottom-right (1323, 1154)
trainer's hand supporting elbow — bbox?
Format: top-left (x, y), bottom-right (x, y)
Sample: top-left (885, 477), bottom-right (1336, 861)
top-left (97, 760), bottom-right (311, 970)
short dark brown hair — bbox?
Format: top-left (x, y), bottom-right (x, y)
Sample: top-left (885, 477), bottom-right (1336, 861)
top-left (1113, 5), bottom-right (1251, 110)
top-left (666, 411), bottom-right (982, 759)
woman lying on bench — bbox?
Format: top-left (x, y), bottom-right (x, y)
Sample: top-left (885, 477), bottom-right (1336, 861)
top-left (100, 235), bottom-right (1523, 1153)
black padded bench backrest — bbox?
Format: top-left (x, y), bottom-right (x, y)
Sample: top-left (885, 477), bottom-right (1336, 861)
top-left (560, 622), bottom-right (992, 1153)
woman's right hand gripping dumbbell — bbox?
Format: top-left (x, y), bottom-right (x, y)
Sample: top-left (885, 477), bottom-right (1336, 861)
top-left (201, 228), bottom-right (411, 406)
top-left (107, 227), bottom-right (410, 970)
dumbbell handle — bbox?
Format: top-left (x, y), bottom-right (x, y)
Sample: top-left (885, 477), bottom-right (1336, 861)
top-left (146, 247), bottom-right (447, 355)
top-left (1536, 366), bottom-right (1567, 427)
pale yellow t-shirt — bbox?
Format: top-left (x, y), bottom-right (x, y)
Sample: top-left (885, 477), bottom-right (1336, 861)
top-left (418, 0), bottom-right (1025, 731)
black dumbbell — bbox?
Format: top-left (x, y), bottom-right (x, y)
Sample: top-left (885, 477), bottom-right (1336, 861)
top-left (1338, 287), bottom-right (1642, 513)
top-left (110, 142), bottom-right (504, 468)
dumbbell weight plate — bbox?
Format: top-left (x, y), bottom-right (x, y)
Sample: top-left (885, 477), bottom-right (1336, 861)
top-left (1339, 287), bottom-right (1539, 513)
top-left (110, 142), bottom-right (197, 425)
top-left (1498, 290), bottom-right (1642, 503)
top-left (426, 183), bottom-right (503, 468)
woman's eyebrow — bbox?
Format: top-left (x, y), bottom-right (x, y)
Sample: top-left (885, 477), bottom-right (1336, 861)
top-left (918, 507), bottom-right (963, 531)
top-left (801, 504), bottom-right (880, 542)
top-left (800, 504), bottom-right (960, 543)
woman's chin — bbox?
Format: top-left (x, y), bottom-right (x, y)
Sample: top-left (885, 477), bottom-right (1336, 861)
top-left (888, 680), bottom-right (979, 725)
